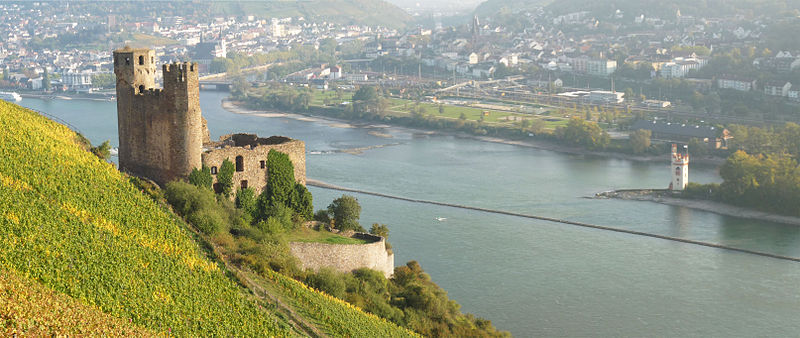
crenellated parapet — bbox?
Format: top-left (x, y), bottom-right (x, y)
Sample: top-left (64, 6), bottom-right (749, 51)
top-left (114, 48), bottom-right (203, 186)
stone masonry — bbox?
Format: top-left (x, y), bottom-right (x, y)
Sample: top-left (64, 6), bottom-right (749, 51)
top-left (114, 47), bottom-right (203, 186)
top-left (113, 48), bottom-right (304, 193)
top-left (289, 233), bottom-right (395, 278)
top-left (202, 133), bottom-right (306, 195)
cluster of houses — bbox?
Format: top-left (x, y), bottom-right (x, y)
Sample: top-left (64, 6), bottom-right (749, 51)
top-left (0, 2), bottom-right (395, 92)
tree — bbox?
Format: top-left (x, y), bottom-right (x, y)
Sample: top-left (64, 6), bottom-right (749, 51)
top-left (92, 73), bottom-right (116, 89)
top-left (623, 87), bottom-right (635, 101)
top-left (217, 159), bottom-right (235, 197)
top-left (235, 187), bottom-right (257, 218)
top-left (629, 129), bottom-right (651, 154)
top-left (292, 183), bottom-right (313, 220)
top-left (230, 75), bottom-right (250, 98)
top-left (353, 86), bottom-right (379, 102)
top-left (189, 165), bottom-right (213, 190)
top-left (327, 195), bottom-right (363, 232)
top-left (90, 140), bottom-right (111, 160)
top-left (556, 117), bottom-right (610, 150)
top-left (369, 223), bottom-right (389, 238)
top-left (688, 138), bottom-right (708, 157)
top-left (265, 149), bottom-right (295, 208)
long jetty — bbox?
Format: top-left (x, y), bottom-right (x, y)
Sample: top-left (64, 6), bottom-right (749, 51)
top-left (307, 179), bottom-right (800, 263)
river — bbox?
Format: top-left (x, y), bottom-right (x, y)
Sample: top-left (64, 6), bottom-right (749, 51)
top-left (19, 92), bottom-right (800, 336)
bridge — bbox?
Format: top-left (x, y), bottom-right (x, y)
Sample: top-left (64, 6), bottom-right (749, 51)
top-left (197, 63), bottom-right (279, 91)
top-left (198, 81), bottom-right (231, 91)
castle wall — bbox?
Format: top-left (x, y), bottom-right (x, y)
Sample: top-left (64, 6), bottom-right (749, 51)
top-left (289, 233), bottom-right (394, 278)
top-left (114, 47), bottom-right (202, 186)
top-left (202, 136), bottom-right (305, 195)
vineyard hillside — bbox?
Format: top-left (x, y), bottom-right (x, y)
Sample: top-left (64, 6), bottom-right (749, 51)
top-left (0, 100), bottom-right (414, 336)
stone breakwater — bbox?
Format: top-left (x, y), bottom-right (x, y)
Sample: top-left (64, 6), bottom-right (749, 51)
top-left (596, 189), bottom-right (800, 227)
top-left (308, 179), bottom-right (800, 263)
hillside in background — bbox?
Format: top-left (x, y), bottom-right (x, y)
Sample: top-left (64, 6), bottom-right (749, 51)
top-left (207, 0), bottom-right (412, 29)
top-left (0, 100), bottom-right (413, 336)
top-left (474, 0), bottom-right (800, 18)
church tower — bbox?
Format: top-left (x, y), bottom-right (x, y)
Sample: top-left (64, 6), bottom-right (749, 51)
top-left (113, 47), bottom-right (203, 186)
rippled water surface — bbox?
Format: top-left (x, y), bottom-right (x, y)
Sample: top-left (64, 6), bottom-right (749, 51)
top-left (20, 92), bottom-right (800, 336)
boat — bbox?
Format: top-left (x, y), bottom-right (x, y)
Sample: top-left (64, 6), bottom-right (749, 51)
top-left (109, 147), bottom-right (119, 156)
top-left (436, 217), bottom-right (447, 222)
top-left (0, 91), bottom-right (22, 102)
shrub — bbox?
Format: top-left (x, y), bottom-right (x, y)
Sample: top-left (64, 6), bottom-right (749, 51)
top-left (189, 165), bottom-right (213, 190)
top-left (314, 209), bottom-right (331, 224)
top-left (306, 268), bottom-right (348, 299)
top-left (235, 187), bottom-right (257, 220)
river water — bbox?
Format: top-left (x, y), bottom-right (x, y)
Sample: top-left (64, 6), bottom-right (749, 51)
top-left (19, 92), bottom-right (800, 336)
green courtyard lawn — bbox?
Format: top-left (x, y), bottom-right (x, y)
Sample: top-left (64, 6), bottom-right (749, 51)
top-left (286, 226), bottom-right (370, 245)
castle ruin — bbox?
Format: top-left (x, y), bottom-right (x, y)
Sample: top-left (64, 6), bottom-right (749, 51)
top-left (113, 47), bottom-right (305, 191)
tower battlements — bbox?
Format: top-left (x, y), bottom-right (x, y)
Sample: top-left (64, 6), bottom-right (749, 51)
top-left (114, 47), bottom-right (203, 186)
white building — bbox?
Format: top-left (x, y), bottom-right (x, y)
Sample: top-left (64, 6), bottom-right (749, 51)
top-left (62, 71), bottom-right (92, 92)
top-left (717, 76), bottom-right (756, 91)
top-left (659, 57), bottom-right (707, 78)
top-left (764, 81), bottom-right (792, 97)
top-left (588, 90), bottom-right (624, 103)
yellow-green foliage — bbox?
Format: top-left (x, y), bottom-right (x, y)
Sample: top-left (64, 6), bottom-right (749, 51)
top-left (258, 268), bottom-right (419, 337)
top-left (0, 100), bottom-right (289, 335)
top-left (0, 100), bottom-right (417, 337)
top-left (1, 268), bottom-right (152, 336)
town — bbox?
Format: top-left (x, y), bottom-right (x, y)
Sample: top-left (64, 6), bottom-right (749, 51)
top-left (2, 1), bottom-right (798, 125)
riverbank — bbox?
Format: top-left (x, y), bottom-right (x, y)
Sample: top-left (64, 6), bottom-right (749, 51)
top-left (596, 189), bottom-right (800, 226)
top-left (222, 99), bottom-right (726, 166)
top-left (19, 91), bottom-right (115, 102)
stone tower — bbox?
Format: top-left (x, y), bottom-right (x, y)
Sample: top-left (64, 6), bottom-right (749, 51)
top-left (113, 47), bottom-right (203, 186)
top-left (670, 143), bottom-right (689, 190)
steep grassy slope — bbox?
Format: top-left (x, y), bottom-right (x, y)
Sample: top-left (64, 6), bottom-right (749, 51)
top-left (0, 100), bottom-right (290, 335)
top-left (1, 268), bottom-right (151, 336)
top-left (0, 100), bottom-right (416, 336)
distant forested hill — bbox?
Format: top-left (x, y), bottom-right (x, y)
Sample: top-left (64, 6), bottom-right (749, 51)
top-left (205, 0), bottom-right (412, 29)
top-left (52, 0), bottom-right (411, 29)
top-left (474, 0), bottom-right (800, 18)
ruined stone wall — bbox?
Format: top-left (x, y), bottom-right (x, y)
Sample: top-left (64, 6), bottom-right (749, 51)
top-left (289, 233), bottom-right (395, 278)
top-left (202, 135), bottom-right (306, 195)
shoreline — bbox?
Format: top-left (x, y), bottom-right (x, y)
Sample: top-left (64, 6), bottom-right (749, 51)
top-left (596, 189), bottom-right (800, 227)
top-left (221, 99), bottom-right (725, 166)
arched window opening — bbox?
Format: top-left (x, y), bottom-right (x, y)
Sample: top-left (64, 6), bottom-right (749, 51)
top-left (235, 156), bottom-right (244, 172)
top-left (211, 166), bottom-right (218, 175)
top-left (138, 55), bottom-right (144, 65)
top-left (241, 180), bottom-right (248, 189)
top-left (260, 160), bottom-right (266, 169)
top-left (125, 57), bottom-right (130, 65)
top-left (138, 85), bottom-right (145, 93)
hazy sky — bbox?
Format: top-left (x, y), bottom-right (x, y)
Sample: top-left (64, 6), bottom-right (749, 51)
top-left (385, 0), bottom-right (485, 14)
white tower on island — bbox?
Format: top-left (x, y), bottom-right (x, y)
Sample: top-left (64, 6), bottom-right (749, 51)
top-left (670, 144), bottom-right (689, 190)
